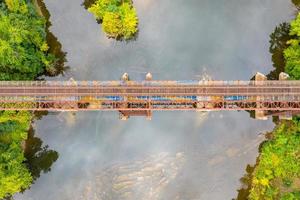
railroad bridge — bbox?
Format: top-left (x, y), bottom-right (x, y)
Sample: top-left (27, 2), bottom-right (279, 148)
top-left (0, 72), bottom-right (299, 120)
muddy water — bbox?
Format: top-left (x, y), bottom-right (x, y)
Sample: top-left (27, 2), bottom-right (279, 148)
top-left (15, 0), bottom-right (294, 199)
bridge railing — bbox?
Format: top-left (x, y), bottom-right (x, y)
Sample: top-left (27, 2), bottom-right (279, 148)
top-left (1, 80), bottom-right (300, 87)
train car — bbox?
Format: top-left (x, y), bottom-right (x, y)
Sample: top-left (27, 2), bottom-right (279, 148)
top-left (224, 96), bottom-right (247, 101)
top-left (136, 96), bottom-right (149, 100)
top-left (187, 96), bottom-right (197, 100)
top-left (174, 96), bottom-right (197, 101)
top-left (134, 96), bottom-right (197, 101)
top-left (151, 96), bottom-right (168, 101)
top-left (104, 96), bottom-right (123, 101)
top-left (197, 96), bottom-right (211, 101)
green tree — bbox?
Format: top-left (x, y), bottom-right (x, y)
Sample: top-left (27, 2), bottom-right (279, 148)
top-left (87, 0), bottom-right (138, 40)
top-left (0, 111), bottom-right (33, 199)
top-left (120, 3), bottom-right (138, 39)
top-left (284, 13), bottom-right (300, 79)
top-left (0, 143), bottom-right (33, 199)
top-left (4, 0), bottom-right (28, 14)
top-left (102, 11), bottom-right (122, 38)
top-left (267, 23), bottom-right (293, 80)
top-left (0, 0), bottom-right (61, 198)
top-left (0, 1), bottom-right (56, 80)
top-left (292, 0), bottom-right (300, 10)
top-left (247, 120), bottom-right (300, 199)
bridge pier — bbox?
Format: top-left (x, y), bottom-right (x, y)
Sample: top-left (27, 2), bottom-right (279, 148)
top-left (146, 72), bottom-right (153, 81)
top-left (279, 72), bottom-right (290, 81)
top-left (278, 72), bottom-right (292, 120)
top-left (119, 73), bottom-right (153, 120)
top-left (119, 111), bottom-right (129, 120)
top-left (255, 72), bottom-right (268, 120)
top-left (121, 73), bottom-right (130, 81)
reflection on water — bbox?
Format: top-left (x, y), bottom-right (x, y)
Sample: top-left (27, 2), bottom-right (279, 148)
top-left (267, 22), bottom-right (294, 80)
top-left (14, 0), bottom-right (294, 199)
top-left (82, 0), bottom-right (95, 9)
top-left (235, 164), bottom-right (255, 200)
top-left (292, 0), bottom-right (300, 10)
top-left (25, 126), bottom-right (59, 182)
top-left (79, 152), bottom-right (184, 200)
top-left (235, 2), bottom-right (297, 199)
top-left (36, 0), bottom-right (68, 78)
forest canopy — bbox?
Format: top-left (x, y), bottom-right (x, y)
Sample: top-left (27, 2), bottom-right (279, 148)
top-left (284, 13), bottom-right (300, 79)
top-left (248, 120), bottom-right (300, 199)
top-left (0, 111), bottom-right (33, 199)
top-left (0, 0), bottom-right (58, 198)
top-left (0, 0), bottom-right (56, 80)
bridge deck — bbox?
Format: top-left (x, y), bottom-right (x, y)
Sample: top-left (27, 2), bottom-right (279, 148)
top-left (0, 81), bottom-right (300, 96)
top-left (0, 80), bottom-right (300, 112)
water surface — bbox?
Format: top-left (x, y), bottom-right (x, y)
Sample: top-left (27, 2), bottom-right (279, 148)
top-left (15, 0), bottom-right (294, 199)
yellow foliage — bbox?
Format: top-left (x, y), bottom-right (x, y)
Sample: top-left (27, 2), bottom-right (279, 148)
top-left (88, 0), bottom-right (138, 39)
top-left (102, 12), bottom-right (122, 38)
top-left (264, 169), bottom-right (273, 176)
top-left (260, 178), bottom-right (270, 187)
top-left (271, 154), bottom-right (280, 166)
top-left (5, 0), bottom-right (28, 14)
top-left (40, 42), bottom-right (49, 52)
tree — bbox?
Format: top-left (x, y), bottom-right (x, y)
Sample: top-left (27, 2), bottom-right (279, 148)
top-left (0, 143), bottom-right (33, 199)
top-left (0, 0), bottom-right (61, 197)
top-left (0, 111), bottom-right (33, 199)
top-left (24, 128), bottom-right (59, 181)
top-left (0, 1), bottom-right (56, 80)
top-left (4, 0), bottom-right (28, 14)
top-left (87, 0), bottom-right (138, 39)
top-left (120, 3), bottom-right (138, 39)
top-left (267, 23), bottom-right (293, 80)
top-left (284, 13), bottom-right (300, 79)
top-left (292, 0), bottom-right (300, 10)
top-left (102, 11), bottom-right (123, 38)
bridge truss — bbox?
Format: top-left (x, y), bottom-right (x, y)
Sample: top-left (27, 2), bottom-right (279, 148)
top-left (0, 77), bottom-right (300, 119)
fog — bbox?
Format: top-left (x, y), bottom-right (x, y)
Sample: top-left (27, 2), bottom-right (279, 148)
top-left (15, 0), bottom-right (293, 199)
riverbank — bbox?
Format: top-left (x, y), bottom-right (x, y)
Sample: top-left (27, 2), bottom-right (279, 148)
top-left (246, 120), bottom-right (300, 199)
top-left (14, 0), bottom-right (292, 199)
top-left (236, 2), bottom-right (300, 199)
top-left (0, 0), bottom-right (61, 198)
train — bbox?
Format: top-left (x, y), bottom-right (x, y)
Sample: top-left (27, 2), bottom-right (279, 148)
top-left (32, 95), bottom-right (248, 102)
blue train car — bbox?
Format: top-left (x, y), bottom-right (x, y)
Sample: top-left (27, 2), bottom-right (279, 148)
top-left (151, 96), bottom-right (169, 101)
top-left (105, 96), bottom-right (123, 101)
top-left (224, 96), bottom-right (247, 101)
top-left (153, 96), bottom-right (198, 101)
top-left (135, 96), bottom-right (197, 101)
top-left (186, 96), bottom-right (197, 100)
top-left (137, 96), bottom-right (149, 100)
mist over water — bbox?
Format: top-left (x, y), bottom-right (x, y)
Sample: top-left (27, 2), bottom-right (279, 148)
top-left (15, 0), bottom-right (294, 199)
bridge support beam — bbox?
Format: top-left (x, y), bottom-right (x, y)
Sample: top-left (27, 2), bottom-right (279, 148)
top-left (119, 110), bottom-right (152, 120)
top-left (255, 72), bottom-right (268, 120)
top-left (121, 73), bottom-right (130, 81)
top-left (120, 73), bottom-right (129, 120)
top-left (279, 72), bottom-right (290, 81)
top-left (278, 72), bottom-right (292, 120)
top-left (119, 73), bottom-right (153, 120)
top-left (119, 111), bottom-right (129, 120)
top-left (146, 72), bottom-right (152, 81)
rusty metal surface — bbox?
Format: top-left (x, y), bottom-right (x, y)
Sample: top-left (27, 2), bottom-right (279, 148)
top-left (0, 80), bottom-right (300, 111)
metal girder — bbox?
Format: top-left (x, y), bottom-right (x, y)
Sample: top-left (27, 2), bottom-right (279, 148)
top-left (0, 80), bottom-right (299, 115)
